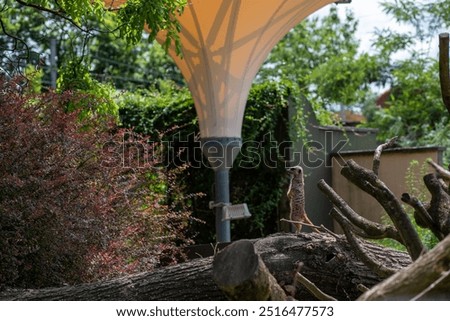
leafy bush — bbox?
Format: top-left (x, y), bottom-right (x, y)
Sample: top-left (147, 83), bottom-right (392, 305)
top-left (0, 78), bottom-right (192, 288)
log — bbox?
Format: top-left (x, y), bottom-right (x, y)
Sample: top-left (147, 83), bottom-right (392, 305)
top-left (212, 240), bottom-right (286, 300)
top-left (0, 256), bottom-right (225, 301)
top-left (0, 233), bottom-right (411, 301)
top-left (358, 233), bottom-right (450, 300)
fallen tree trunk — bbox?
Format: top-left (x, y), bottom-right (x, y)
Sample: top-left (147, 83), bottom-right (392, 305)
top-left (0, 256), bottom-right (224, 301)
top-left (0, 233), bottom-right (411, 301)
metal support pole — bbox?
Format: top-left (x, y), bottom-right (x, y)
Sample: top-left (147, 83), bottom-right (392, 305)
top-left (201, 137), bottom-right (241, 243)
top-left (214, 168), bottom-right (230, 242)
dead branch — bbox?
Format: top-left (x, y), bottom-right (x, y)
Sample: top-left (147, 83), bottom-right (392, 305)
top-left (357, 284), bottom-right (369, 293)
top-left (373, 136), bottom-right (397, 176)
top-left (330, 208), bottom-right (397, 278)
top-left (423, 173), bottom-right (450, 236)
top-left (279, 219), bottom-right (321, 233)
top-left (411, 269), bottom-right (450, 301)
top-left (401, 193), bottom-right (445, 240)
top-left (340, 159), bottom-right (425, 260)
top-left (427, 159), bottom-right (450, 180)
top-left (1, 234), bottom-right (411, 301)
top-left (318, 179), bottom-right (402, 242)
top-left (295, 272), bottom-right (337, 301)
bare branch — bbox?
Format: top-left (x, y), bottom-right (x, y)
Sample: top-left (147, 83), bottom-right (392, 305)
top-left (373, 136), bottom-right (397, 176)
top-left (341, 160), bottom-right (425, 260)
top-left (358, 234), bottom-right (450, 300)
top-left (401, 193), bottom-right (445, 240)
top-left (330, 208), bottom-right (397, 278)
top-left (423, 173), bottom-right (450, 236)
top-left (317, 179), bottom-right (402, 242)
top-left (411, 269), bottom-right (450, 301)
top-left (295, 272), bottom-right (337, 301)
top-left (279, 218), bottom-right (320, 233)
top-left (427, 159), bottom-right (450, 180)
top-left (318, 224), bottom-right (341, 239)
top-left (357, 284), bottom-right (369, 293)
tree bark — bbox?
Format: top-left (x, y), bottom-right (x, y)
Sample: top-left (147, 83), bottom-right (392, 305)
top-left (0, 256), bottom-right (225, 301)
top-left (0, 233), bottom-right (411, 301)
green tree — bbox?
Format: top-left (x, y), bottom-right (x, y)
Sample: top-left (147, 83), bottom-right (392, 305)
top-left (363, 0), bottom-right (450, 159)
top-left (381, 0), bottom-right (450, 40)
top-left (257, 7), bottom-right (383, 118)
top-left (0, 0), bottom-right (184, 87)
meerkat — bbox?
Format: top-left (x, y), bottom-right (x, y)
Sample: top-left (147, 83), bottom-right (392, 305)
top-left (287, 166), bottom-right (320, 233)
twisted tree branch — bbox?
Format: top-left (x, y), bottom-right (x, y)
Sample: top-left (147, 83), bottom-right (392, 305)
top-left (330, 208), bottom-right (397, 278)
top-left (423, 173), bottom-right (450, 236)
top-left (340, 160), bottom-right (425, 260)
top-left (318, 179), bottom-right (402, 242)
top-left (401, 192), bottom-right (445, 240)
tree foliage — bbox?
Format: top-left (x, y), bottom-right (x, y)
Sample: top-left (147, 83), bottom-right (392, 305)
top-left (364, 58), bottom-right (447, 147)
top-left (381, 0), bottom-right (450, 40)
top-left (362, 0), bottom-right (450, 160)
top-left (0, 0), bottom-right (183, 88)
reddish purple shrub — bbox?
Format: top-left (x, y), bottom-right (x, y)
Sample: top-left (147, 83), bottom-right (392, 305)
top-left (0, 78), bottom-right (194, 288)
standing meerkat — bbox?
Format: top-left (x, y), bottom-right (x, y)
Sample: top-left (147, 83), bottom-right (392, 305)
top-left (287, 166), bottom-right (320, 233)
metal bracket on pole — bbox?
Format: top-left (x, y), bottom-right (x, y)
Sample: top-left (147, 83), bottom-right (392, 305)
top-left (222, 203), bottom-right (252, 221)
top-left (209, 202), bottom-right (252, 221)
